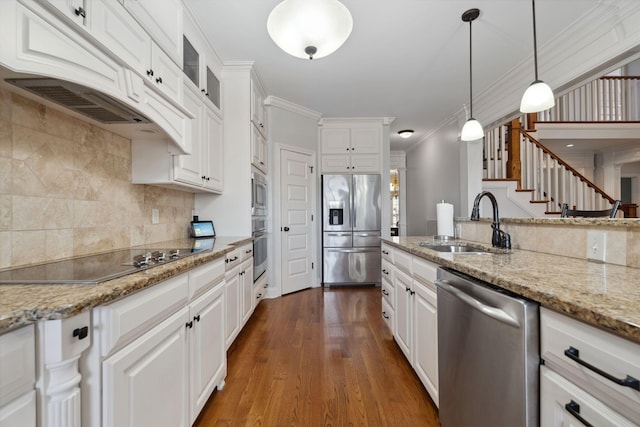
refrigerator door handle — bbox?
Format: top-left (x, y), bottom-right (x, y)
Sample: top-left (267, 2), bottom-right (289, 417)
top-left (326, 248), bottom-right (373, 253)
top-left (325, 232), bottom-right (352, 236)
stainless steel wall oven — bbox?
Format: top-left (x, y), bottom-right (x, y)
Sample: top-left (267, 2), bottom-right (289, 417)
top-left (251, 171), bottom-right (267, 216)
top-left (252, 217), bottom-right (267, 282)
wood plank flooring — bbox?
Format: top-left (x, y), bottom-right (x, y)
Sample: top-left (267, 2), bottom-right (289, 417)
top-left (194, 286), bottom-right (440, 427)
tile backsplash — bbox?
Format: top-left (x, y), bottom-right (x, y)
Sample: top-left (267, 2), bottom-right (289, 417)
top-left (0, 87), bottom-right (194, 269)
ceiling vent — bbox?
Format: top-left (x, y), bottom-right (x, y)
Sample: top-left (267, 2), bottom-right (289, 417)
top-left (6, 78), bottom-right (150, 124)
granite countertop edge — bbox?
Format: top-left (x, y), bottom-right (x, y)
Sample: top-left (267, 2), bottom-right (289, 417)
top-left (0, 237), bottom-right (253, 333)
top-left (382, 237), bottom-right (640, 345)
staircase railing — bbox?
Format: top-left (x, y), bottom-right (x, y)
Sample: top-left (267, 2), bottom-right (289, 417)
top-left (538, 76), bottom-right (640, 122)
top-left (518, 129), bottom-right (615, 212)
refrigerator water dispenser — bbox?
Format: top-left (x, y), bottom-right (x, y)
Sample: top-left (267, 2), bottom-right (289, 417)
top-left (330, 208), bottom-right (343, 225)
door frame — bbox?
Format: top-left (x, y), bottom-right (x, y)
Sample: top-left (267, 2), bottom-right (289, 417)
top-left (270, 143), bottom-right (319, 297)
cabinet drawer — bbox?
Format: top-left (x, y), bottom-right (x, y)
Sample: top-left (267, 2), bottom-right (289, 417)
top-left (541, 308), bottom-right (640, 421)
top-left (381, 243), bottom-right (393, 262)
top-left (99, 273), bottom-right (189, 356)
top-left (394, 249), bottom-right (412, 274)
top-left (189, 257), bottom-right (225, 299)
top-left (238, 243), bottom-right (254, 262)
top-left (381, 298), bottom-right (394, 333)
top-left (0, 325), bottom-right (35, 406)
top-left (225, 247), bottom-right (242, 270)
top-left (413, 256), bottom-right (437, 288)
top-left (381, 259), bottom-right (393, 283)
top-left (541, 366), bottom-right (636, 427)
top-left (381, 278), bottom-right (394, 308)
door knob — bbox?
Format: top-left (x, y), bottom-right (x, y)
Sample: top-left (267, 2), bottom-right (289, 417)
top-left (283, 227), bottom-right (290, 232)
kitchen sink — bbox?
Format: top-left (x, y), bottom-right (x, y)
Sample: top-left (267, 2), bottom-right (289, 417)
top-left (418, 242), bottom-right (489, 254)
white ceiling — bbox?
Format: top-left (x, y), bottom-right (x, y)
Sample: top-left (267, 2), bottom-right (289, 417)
top-left (185, 0), bottom-right (600, 150)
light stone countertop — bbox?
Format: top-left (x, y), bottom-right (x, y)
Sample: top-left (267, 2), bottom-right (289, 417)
top-left (0, 237), bottom-right (252, 332)
top-left (383, 236), bottom-right (640, 344)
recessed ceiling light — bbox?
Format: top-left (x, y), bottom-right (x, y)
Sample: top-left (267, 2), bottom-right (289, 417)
top-left (566, 144), bottom-right (575, 148)
top-left (398, 130), bottom-right (414, 138)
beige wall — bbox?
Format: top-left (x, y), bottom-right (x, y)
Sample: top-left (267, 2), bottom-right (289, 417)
top-left (0, 88), bottom-right (194, 269)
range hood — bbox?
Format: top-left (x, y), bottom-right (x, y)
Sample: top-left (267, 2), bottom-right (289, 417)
top-left (6, 77), bottom-right (150, 124)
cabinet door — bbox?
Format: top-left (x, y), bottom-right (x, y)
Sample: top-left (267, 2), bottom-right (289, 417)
top-left (204, 104), bottom-right (224, 192)
top-left (240, 258), bottom-right (254, 325)
top-left (122, 0), bottom-right (182, 65)
top-left (321, 128), bottom-right (350, 154)
top-left (89, 0), bottom-right (150, 78)
top-left (350, 127), bottom-right (381, 154)
top-left (44, 0), bottom-right (86, 27)
top-left (350, 154), bottom-right (380, 173)
top-left (174, 84), bottom-right (203, 186)
top-left (413, 280), bottom-right (439, 407)
top-left (0, 391), bottom-right (36, 427)
top-left (251, 124), bottom-right (267, 173)
top-left (189, 283), bottom-right (225, 423)
top-left (321, 155), bottom-right (351, 173)
top-left (250, 79), bottom-right (266, 135)
top-left (224, 270), bottom-right (240, 348)
top-left (150, 42), bottom-right (183, 102)
top-left (394, 268), bottom-right (413, 362)
top-left (541, 367), bottom-right (637, 427)
top-left (102, 307), bottom-right (189, 427)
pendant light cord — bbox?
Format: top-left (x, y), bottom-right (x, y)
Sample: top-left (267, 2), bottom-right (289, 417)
top-left (468, 19), bottom-right (473, 118)
top-left (532, 0), bottom-right (539, 81)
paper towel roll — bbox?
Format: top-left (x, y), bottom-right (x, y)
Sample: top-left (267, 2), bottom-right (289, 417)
top-left (437, 201), bottom-right (454, 237)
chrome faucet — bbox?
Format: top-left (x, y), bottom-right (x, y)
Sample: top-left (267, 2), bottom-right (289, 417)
top-left (470, 191), bottom-right (511, 249)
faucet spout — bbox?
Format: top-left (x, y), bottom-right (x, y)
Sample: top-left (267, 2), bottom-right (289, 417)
top-left (470, 191), bottom-right (511, 249)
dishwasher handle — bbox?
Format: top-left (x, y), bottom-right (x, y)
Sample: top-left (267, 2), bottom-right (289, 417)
top-left (435, 279), bottom-right (520, 328)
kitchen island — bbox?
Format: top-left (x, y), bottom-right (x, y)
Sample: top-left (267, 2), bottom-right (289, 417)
top-left (382, 236), bottom-right (640, 344)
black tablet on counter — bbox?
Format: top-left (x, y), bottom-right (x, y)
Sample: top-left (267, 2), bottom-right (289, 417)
top-left (190, 220), bottom-right (215, 238)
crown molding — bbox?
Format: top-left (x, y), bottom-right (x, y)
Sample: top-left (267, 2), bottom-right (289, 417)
top-left (319, 117), bottom-right (396, 126)
top-left (265, 96), bottom-right (322, 121)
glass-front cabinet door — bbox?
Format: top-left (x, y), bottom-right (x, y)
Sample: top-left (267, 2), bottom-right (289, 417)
top-left (182, 30), bottom-right (221, 113)
top-left (183, 36), bottom-right (199, 87)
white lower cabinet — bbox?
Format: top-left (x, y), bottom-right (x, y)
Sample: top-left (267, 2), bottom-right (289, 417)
top-left (394, 268), bottom-right (413, 362)
top-left (85, 257), bottom-right (227, 427)
top-left (0, 325), bottom-right (36, 427)
top-left (413, 279), bottom-right (438, 407)
top-left (541, 366), bottom-right (637, 427)
top-left (224, 261), bottom-right (241, 349)
top-left (240, 258), bottom-right (254, 325)
top-left (188, 283), bottom-right (226, 423)
top-left (103, 307), bottom-right (190, 427)
top-left (384, 244), bottom-right (439, 407)
top-left (224, 245), bottom-right (254, 348)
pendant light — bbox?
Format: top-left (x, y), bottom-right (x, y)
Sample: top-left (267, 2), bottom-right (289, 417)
top-left (267, 0), bottom-right (353, 60)
top-left (460, 8), bottom-right (484, 142)
top-left (520, 0), bottom-right (555, 113)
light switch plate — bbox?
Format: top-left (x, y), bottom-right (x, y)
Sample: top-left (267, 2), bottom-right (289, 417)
top-left (151, 208), bottom-right (159, 224)
top-left (586, 230), bottom-right (606, 262)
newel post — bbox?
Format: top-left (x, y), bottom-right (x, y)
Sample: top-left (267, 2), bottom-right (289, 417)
top-left (506, 118), bottom-right (522, 189)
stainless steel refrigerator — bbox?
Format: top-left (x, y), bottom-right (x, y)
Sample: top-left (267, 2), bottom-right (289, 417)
top-left (322, 174), bottom-right (381, 285)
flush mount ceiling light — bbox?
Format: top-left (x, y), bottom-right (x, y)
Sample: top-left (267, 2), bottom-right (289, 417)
top-left (267, 0), bottom-right (353, 60)
top-left (460, 8), bottom-right (484, 142)
top-left (520, 0), bottom-right (555, 113)
top-left (398, 130), bottom-right (414, 139)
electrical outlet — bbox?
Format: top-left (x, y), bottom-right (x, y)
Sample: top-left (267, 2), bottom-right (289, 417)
top-left (151, 208), bottom-right (159, 225)
top-left (586, 230), bottom-right (606, 262)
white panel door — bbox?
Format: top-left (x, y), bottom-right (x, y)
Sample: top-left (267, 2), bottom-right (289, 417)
top-left (280, 149), bottom-right (314, 294)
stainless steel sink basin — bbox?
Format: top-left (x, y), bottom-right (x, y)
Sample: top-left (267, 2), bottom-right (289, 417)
top-left (419, 243), bottom-right (489, 254)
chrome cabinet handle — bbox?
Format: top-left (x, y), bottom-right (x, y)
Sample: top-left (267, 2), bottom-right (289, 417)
top-left (564, 346), bottom-right (640, 391)
top-left (564, 400), bottom-right (593, 427)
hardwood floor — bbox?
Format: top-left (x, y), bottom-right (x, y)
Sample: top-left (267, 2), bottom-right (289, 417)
top-left (194, 286), bottom-right (440, 427)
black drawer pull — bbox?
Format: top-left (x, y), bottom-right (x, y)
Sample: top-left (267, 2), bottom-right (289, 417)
top-left (73, 326), bottom-right (88, 340)
top-left (564, 400), bottom-right (593, 427)
top-left (74, 7), bottom-right (86, 18)
top-left (564, 346), bottom-right (640, 391)
top-left (382, 289), bottom-right (389, 296)
top-left (382, 311), bottom-right (389, 319)
top-left (382, 269), bottom-right (389, 275)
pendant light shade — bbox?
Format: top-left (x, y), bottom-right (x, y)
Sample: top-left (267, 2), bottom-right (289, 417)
top-left (267, 0), bottom-right (353, 60)
top-left (461, 118), bottom-right (484, 142)
top-left (460, 8), bottom-right (484, 142)
top-left (520, 0), bottom-right (555, 113)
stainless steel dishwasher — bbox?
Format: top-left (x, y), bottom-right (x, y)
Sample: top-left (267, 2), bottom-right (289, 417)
top-left (435, 268), bottom-right (539, 427)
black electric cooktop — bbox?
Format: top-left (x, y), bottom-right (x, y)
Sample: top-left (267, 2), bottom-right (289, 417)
top-left (0, 239), bottom-right (215, 285)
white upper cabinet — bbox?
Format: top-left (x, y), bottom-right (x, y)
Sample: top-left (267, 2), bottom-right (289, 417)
top-left (183, 11), bottom-right (222, 113)
top-left (319, 121), bottom-right (383, 173)
top-left (120, 0), bottom-right (183, 65)
top-left (250, 78), bottom-right (267, 137)
top-left (43, 0), bottom-right (87, 27)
